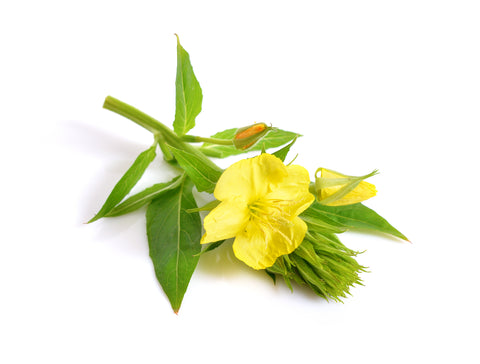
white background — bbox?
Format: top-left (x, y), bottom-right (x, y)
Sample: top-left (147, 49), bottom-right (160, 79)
top-left (1, 1), bottom-right (479, 363)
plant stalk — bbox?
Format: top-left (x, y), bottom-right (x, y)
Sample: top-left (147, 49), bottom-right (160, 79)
top-left (103, 96), bottom-right (222, 173)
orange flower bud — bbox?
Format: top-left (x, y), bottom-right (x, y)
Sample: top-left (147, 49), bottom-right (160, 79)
top-left (233, 123), bottom-right (270, 150)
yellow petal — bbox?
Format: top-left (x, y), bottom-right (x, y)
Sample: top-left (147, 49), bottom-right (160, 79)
top-left (214, 154), bottom-right (288, 203)
top-left (321, 181), bottom-right (377, 206)
top-left (201, 199), bottom-right (250, 244)
top-left (265, 164), bottom-right (315, 217)
top-left (232, 217), bottom-right (307, 270)
top-left (318, 168), bottom-right (377, 206)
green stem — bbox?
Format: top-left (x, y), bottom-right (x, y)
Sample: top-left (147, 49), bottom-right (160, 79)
top-left (103, 96), bottom-right (222, 172)
top-left (181, 135), bottom-right (234, 146)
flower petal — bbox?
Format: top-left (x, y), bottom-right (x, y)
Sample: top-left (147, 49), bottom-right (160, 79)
top-left (201, 199), bottom-right (249, 244)
top-left (214, 154), bottom-right (288, 203)
top-left (321, 181), bottom-right (377, 206)
top-left (232, 217), bottom-right (307, 270)
top-left (265, 164), bottom-right (314, 217)
top-left (318, 168), bottom-right (377, 206)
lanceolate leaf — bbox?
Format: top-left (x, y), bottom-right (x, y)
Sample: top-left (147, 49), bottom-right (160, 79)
top-left (167, 145), bottom-right (223, 193)
top-left (199, 128), bottom-right (299, 158)
top-left (300, 200), bottom-right (348, 234)
top-left (88, 145), bottom-right (157, 223)
top-left (146, 177), bottom-right (202, 313)
top-left (173, 35), bottom-right (203, 136)
top-left (272, 135), bottom-right (298, 162)
top-left (105, 175), bottom-right (184, 217)
top-left (311, 203), bottom-right (409, 241)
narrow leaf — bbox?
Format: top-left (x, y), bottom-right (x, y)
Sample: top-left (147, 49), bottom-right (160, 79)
top-left (199, 128), bottom-right (299, 158)
top-left (88, 145), bottom-right (156, 223)
top-left (195, 240), bottom-right (225, 257)
top-left (173, 34), bottom-right (203, 136)
top-left (311, 203), bottom-right (409, 241)
top-left (272, 135), bottom-right (298, 162)
top-left (167, 145), bottom-right (223, 193)
top-left (146, 177), bottom-right (202, 313)
top-left (300, 200), bottom-right (348, 234)
top-left (105, 175), bottom-right (183, 217)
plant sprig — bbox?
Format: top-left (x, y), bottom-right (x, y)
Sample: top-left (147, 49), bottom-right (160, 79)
top-left (88, 35), bottom-right (407, 313)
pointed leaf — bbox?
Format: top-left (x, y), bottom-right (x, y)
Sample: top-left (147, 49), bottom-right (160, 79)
top-left (300, 200), bottom-right (348, 234)
top-left (105, 175), bottom-right (183, 217)
top-left (311, 203), bottom-right (409, 241)
top-left (199, 128), bottom-right (299, 158)
top-left (88, 145), bottom-right (156, 223)
top-left (146, 177), bottom-right (202, 313)
top-left (173, 35), bottom-right (202, 136)
top-left (167, 145), bottom-right (223, 193)
top-left (272, 135), bottom-right (298, 162)
top-left (195, 240), bottom-right (225, 257)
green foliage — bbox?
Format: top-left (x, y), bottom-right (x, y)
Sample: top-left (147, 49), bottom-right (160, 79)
top-left (272, 135), bottom-right (298, 162)
top-left (88, 145), bottom-right (157, 223)
top-left (173, 35), bottom-right (202, 136)
top-left (267, 198), bottom-right (407, 299)
top-left (167, 145), bottom-right (223, 193)
top-left (311, 202), bottom-right (408, 241)
top-left (199, 128), bottom-right (299, 158)
top-left (91, 35), bottom-right (407, 312)
top-left (146, 177), bottom-right (202, 313)
top-left (105, 175), bottom-right (184, 217)
top-left (267, 234), bottom-right (366, 302)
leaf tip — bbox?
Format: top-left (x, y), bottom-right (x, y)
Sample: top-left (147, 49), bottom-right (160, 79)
top-left (86, 215), bottom-right (99, 224)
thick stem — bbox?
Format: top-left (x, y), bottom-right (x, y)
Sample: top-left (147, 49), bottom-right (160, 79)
top-left (103, 96), bottom-right (222, 172)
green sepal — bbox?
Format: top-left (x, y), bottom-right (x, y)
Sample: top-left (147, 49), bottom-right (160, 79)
top-left (268, 234), bottom-right (366, 302)
top-left (266, 256), bottom-right (293, 291)
top-left (146, 177), bottom-right (202, 313)
top-left (167, 145), bottom-right (223, 193)
top-left (105, 175), bottom-right (184, 217)
top-left (199, 128), bottom-right (299, 158)
top-left (88, 144), bottom-right (157, 223)
top-left (173, 34), bottom-right (203, 136)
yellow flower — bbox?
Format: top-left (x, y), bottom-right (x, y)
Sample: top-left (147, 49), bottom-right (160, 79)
top-left (315, 168), bottom-right (377, 206)
top-left (201, 153), bottom-right (315, 270)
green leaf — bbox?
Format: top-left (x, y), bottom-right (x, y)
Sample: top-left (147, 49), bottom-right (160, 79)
top-left (167, 145), bottom-right (223, 193)
top-left (173, 34), bottom-right (203, 136)
top-left (311, 203), bottom-right (409, 241)
top-left (195, 240), bottom-right (225, 257)
top-left (105, 175), bottom-right (184, 217)
top-left (88, 145), bottom-right (157, 223)
top-left (300, 200), bottom-right (348, 234)
top-left (146, 177), bottom-right (202, 313)
top-left (199, 128), bottom-right (299, 158)
top-left (272, 135), bottom-right (298, 162)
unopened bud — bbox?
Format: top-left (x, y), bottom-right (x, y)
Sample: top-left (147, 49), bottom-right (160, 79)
top-left (315, 168), bottom-right (377, 206)
top-left (233, 123), bottom-right (270, 150)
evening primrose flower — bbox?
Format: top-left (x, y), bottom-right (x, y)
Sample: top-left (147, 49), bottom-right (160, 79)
top-left (201, 153), bottom-right (315, 270)
top-left (315, 168), bottom-right (377, 206)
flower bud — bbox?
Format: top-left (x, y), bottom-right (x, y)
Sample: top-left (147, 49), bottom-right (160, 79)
top-left (266, 235), bottom-right (366, 302)
top-left (233, 122), bottom-right (270, 150)
top-left (315, 168), bottom-right (377, 206)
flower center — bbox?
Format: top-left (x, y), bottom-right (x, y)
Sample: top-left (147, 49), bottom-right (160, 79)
top-left (248, 198), bottom-right (295, 246)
